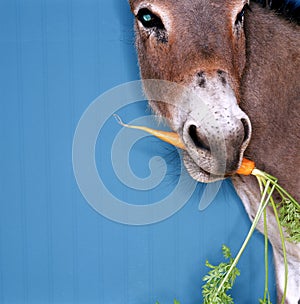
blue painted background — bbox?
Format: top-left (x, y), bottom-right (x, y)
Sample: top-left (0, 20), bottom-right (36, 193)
top-left (1, 0), bottom-right (298, 303)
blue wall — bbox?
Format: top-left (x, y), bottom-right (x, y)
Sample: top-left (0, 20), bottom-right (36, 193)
top-left (2, 0), bottom-right (298, 303)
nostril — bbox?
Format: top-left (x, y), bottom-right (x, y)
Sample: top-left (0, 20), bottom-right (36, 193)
top-left (188, 125), bottom-right (210, 151)
top-left (241, 118), bottom-right (251, 144)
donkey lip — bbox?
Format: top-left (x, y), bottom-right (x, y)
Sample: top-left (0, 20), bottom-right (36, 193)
top-left (183, 152), bottom-right (226, 183)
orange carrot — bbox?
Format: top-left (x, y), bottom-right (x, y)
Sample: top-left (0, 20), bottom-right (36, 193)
top-left (114, 114), bottom-right (186, 150)
top-left (114, 114), bottom-right (255, 175)
top-left (236, 158), bottom-right (256, 175)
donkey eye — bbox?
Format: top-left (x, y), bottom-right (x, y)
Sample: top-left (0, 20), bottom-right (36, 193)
top-left (137, 8), bottom-right (165, 30)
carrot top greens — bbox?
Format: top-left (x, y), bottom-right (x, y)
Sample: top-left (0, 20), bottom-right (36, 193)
top-left (202, 245), bottom-right (240, 304)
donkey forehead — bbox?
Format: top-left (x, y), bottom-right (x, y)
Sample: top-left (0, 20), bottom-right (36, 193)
top-left (130, 0), bottom-right (248, 73)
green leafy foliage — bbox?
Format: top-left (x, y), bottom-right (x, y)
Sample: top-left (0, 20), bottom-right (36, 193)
top-left (255, 170), bottom-right (300, 244)
top-left (202, 245), bottom-right (240, 304)
top-left (278, 197), bottom-right (300, 243)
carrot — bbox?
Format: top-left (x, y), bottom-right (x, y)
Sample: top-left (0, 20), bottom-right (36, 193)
top-left (236, 158), bottom-right (256, 176)
top-left (114, 114), bottom-right (255, 175)
top-left (114, 114), bottom-right (186, 150)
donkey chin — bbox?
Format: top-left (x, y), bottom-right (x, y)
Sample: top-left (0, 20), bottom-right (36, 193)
top-left (148, 72), bottom-right (252, 183)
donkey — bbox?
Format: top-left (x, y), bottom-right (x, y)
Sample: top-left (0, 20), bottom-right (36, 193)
top-left (128, 0), bottom-right (300, 302)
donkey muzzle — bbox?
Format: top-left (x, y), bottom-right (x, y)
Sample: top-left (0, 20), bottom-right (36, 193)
top-left (178, 72), bottom-right (252, 181)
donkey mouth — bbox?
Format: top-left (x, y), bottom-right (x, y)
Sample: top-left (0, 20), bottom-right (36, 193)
top-left (180, 120), bottom-right (249, 183)
top-left (182, 151), bottom-right (232, 183)
top-left (179, 107), bottom-right (252, 183)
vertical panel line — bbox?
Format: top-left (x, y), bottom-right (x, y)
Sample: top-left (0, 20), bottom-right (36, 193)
top-left (96, 1), bottom-right (104, 303)
top-left (16, 0), bottom-right (28, 302)
top-left (68, 1), bottom-right (78, 302)
top-left (41, 0), bottom-right (54, 302)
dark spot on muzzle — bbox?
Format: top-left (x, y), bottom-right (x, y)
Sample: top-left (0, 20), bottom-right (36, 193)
top-left (217, 70), bottom-right (227, 86)
top-left (197, 71), bottom-right (206, 88)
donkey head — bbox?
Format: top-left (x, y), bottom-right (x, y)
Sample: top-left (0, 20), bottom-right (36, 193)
top-left (129, 0), bottom-right (252, 182)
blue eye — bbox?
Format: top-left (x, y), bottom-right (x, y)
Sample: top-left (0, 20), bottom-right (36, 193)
top-left (143, 14), bottom-right (152, 22)
top-left (137, 8), bottom-right (165, 30)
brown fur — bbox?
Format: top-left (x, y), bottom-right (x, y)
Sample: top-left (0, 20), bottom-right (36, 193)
top-left (240, 4), bottom-right (300, 201)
